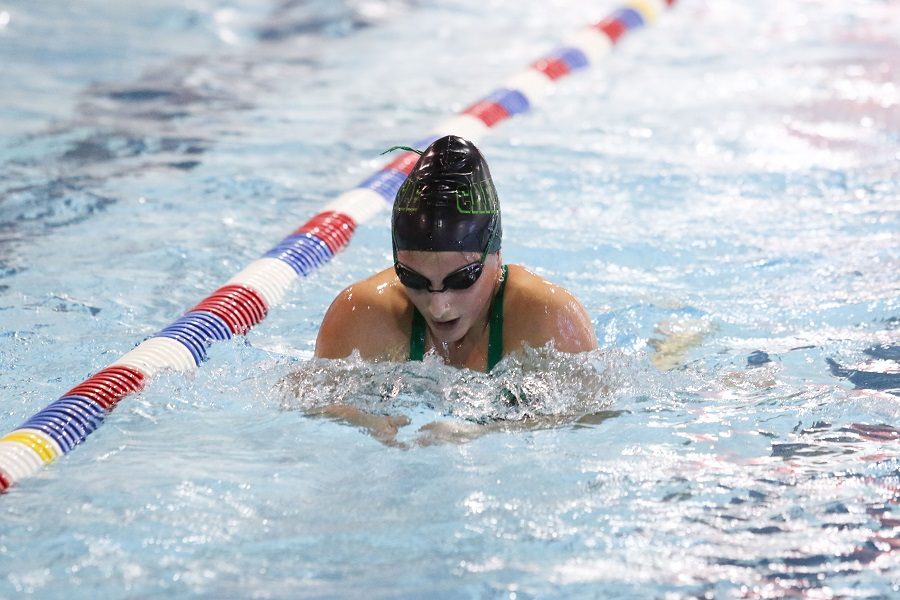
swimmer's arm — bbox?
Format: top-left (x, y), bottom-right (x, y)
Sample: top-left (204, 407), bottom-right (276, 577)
top-left (547, 294), bottom-right (598, 353)
top-left (281, 361), bottom-right (410, 447)
top-left (517, 289), bottom-right (598, 354)
top-left (314, 290), bottom-right (360, 359)
top-left (307, 404), bottom-right (410, 448)
top-left (314, 286), bottom-right (407, 361)
top-left (414, 411), bottom-right (619, 447)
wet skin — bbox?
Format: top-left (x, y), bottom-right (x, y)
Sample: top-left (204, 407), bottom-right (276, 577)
top-left (315, 250), bottom-right (598, 372)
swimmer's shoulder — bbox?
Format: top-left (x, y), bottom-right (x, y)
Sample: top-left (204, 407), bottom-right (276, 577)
top-left (314, 267), bottom-right (412, 361)
top-left (503, 264), bottom-right (598, 353)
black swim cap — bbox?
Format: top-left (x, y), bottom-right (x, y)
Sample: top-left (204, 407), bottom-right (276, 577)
top-left (392, 135), bottom-right (501, 254)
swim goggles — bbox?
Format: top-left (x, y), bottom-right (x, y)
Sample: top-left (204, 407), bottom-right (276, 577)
top-left (394, 260), bottom-right (486, 293)
top-left (394, 223), bottom-right (497, 293)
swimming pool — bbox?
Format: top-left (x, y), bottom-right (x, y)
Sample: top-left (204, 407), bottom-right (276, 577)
top-left (1, 0), bottom-right (898, 597)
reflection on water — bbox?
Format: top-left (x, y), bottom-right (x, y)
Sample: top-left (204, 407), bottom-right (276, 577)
top-left (0, 0), bottom-right (416, 248)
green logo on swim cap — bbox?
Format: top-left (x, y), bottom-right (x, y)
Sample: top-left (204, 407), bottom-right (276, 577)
top-left (393, 179), bottom-right (421, 212)
top-left (455, 180), bottom-right (499, 214)
top-left (394, 179), bottom-right (499, 215)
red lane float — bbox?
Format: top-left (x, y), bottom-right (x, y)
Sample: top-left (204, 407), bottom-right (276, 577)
top-left (190, 285), bottom-right (269, 336)
top-left (61, 366), bottom-right (146, 411)
top-left (295, 211), bottom-right (357, 255)
top-left (595, 17), bottom-right (627, 43)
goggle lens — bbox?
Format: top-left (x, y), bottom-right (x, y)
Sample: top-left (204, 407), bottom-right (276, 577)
top-left (395, 261), bottom-right (485, 293)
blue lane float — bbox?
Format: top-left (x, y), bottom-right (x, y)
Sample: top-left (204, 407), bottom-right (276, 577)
top-left (553, 47), bottom-right (591, 71)
top-left (613, 7), bottom-right (646, 29)
top-left (154, 311), bottom-right (233, 366)
top-left (263, 233), bottom-right (334, 276)
top-left (20, 396), bottom-right (107, 453)
top-left (494, 88), bottom-right (530, 116)
top-left (358, 168), bottom-right (409, 201)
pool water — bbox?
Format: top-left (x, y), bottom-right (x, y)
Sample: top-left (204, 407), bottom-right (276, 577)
top-left (1, 0), bottom-right (898, 597)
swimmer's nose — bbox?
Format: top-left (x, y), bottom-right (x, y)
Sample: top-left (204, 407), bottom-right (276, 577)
top-left (427, 291), bottom-right (452, 320)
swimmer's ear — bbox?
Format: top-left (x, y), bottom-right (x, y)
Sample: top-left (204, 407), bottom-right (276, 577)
top-left (381, 145), bottom-right (424, 156)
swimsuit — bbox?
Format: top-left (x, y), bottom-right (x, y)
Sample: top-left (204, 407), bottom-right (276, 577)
top-left (409, 265), bottom-right (508, 371)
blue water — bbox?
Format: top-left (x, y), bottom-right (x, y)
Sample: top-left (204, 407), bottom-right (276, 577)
top-left (2, 0), bottom-right (899, 597)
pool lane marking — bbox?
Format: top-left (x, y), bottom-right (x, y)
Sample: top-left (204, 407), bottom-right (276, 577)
top-left (113, 336), bottom-right (199, 377)
top-left (1, 431), bottom-right (60, 464)
top-left (0, 0), bottom-right (677, 492)
top-left (0, 442), bottom-right (46, 480)
top-left (226, 258), bottom-right (299, 307)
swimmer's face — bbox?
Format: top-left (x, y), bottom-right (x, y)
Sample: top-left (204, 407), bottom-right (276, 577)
top-left (395, 250), bottom-right (501, 345)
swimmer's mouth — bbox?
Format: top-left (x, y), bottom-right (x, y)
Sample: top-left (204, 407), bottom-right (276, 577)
top-left (431, 318), bottom-right (459, 330)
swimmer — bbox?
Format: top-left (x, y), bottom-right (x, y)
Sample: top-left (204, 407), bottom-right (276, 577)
top-left (315, 135), bottom-right (598, 371)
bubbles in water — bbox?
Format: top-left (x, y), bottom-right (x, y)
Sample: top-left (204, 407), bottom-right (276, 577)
top-left (278, 345), bottom-right (649, 429)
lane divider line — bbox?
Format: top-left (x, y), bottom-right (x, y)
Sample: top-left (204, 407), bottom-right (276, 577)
top-left (0, 0), bottom-right (677, 494)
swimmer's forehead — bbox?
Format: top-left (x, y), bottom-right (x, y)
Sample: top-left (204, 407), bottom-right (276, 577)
top-left (395, 249), bottom-right (483, 265)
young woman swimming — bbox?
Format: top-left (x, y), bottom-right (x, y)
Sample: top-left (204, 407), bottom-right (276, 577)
top-left (315, 135), bottom-right (597, 371)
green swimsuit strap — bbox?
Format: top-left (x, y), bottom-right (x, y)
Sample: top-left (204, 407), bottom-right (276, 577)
top-left (486, 264), bottom-right (508, 371)
top-left (409, 264), bottom-right (508, 370)
top-left (409, 306), bottom-right (427, 361)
